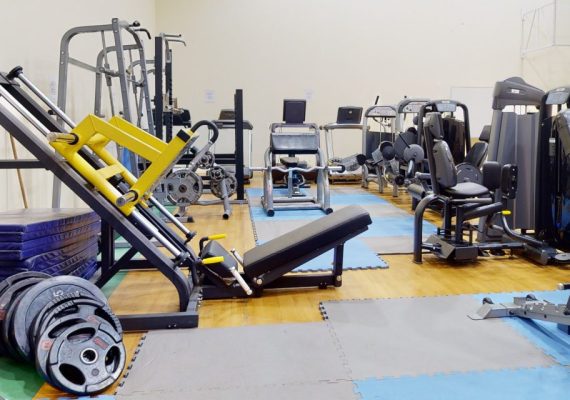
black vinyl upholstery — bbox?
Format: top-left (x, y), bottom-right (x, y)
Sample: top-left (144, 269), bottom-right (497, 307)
top-left (443, 182), bottom-right (490, 198)
top-left (243, 206), bottom-right (372, 278)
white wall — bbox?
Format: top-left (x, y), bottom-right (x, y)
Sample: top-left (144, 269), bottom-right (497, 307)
top-left (0, 0), bottom-right (561, 212)
top-left (0, 0), bottom-right (155, 211)
top-left (156, 0), bottom-right (542, 165)
top-left (520, 0), bottom-right (570, 89)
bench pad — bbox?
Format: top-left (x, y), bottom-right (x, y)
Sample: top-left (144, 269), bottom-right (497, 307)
top-left (243, 205), bottom-right (372, 279)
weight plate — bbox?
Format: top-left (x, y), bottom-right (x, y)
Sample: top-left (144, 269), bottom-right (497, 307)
top-left (45, 320), bottom-right (125, 395)
top-left (208, 166), bottom-right (225, 182)
top-left (211, 174), bottom-right (237, 199)
top-left (0, 276), bottom-right (49, 358)
top-left (166, 169), bottom-right (203, 206)
top-left (31, 293), bottom-right (121, 348)
top-left (0, 272), bottom-right (51, 297)
top-left (403, 144), bottom-right (425, 163)
top-left (35, 314), bottom-right (121, 390)
top-left (197, 151), bottom-right (214, 169)
top-left (9, 276), bottom-right (107, 362)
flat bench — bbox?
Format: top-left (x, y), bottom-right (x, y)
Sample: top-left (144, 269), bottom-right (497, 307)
top-left (200, 205), bottom-right (372, 297)
top-left (243, 205), bottom-right (372, 287)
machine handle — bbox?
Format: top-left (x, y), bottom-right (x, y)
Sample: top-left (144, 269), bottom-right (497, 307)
top-left (230, 248), bottom-right (244, 266)
top-left (199, 233), bottom-right (227, 251)
top-left (6, 65), bottom-right (23, 80)
top-left (191, 120), bottom-right (219, 144)
top-left (229, 266), bottom-right (253, 295)
top-left (201, 256), bottom-right (225, 265)
top-left (252, 165), bottom-right (345, 174)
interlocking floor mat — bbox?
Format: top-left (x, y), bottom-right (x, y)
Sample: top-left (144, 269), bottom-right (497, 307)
top-left (319, 295), bottom-right (556, 380)
top-left (115, 323), bottom-right (352, 399)
top-left (354, 366), bottom-right (570, 400)
top-left (247, 188), bottom-right (435, 268)
top-left (472, 290), bottom-right (570, 365)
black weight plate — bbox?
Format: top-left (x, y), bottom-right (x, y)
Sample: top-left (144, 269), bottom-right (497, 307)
top-left (9, 276), bottom-right (107, 362)
top-left (0, 272), bottom-right (51, 297)
top-left (35, 314), bottom-right (118, 388)
top-left (45, 320), bottom-right (125, 395)
top-left (32, 294), bottom-right (121, 348)
top-left (29, 291), bottom-right (104, 346)
top-left (0, 277), bottom-right (48, 358)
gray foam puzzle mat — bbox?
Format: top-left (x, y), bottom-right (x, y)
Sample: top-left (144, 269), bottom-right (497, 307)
top-left (320, 295), bottom-right (556, 380)
top-left (116, 381), bottom-right (358, 400)
top-left (115, 322), bottom-right (351, 398)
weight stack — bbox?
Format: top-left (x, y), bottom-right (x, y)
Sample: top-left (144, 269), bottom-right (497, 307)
top-left (0, 209), bottom-right (100, 280)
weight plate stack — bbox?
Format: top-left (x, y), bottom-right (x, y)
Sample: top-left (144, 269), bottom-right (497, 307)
top-left (0, 272), bottom-right (125, 396)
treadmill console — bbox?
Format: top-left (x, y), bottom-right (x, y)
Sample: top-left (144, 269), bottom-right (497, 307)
top-left (435, 101), bottom-right (457, 113)
top-left (366, 106), bottom-right (397, 118)
top-left (401, 101), bottom-right (427, 113)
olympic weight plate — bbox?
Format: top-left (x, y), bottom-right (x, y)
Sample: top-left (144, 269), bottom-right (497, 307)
top-left (43, 320), bottom-right (125, 395)
top-left (35, 314), bottom-right (121, 389)
top-left (0, 272), bottom-right (51, 297)
top-left (0, 276), bottom-right (50, 358)
top-left (31, 293), bottom-right (121, 348)
top-left (211, 175), bottom-right (237, 199)
top-left (197, 151), bottom-right (215, 169)
top-left (166, 169), bottom-right (203, 206)
top-left (9, 276), bottom-right (107, 362)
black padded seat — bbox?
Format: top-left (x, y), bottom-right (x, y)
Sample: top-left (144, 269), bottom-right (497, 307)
top-left (443, 182), bottom-right (489, 199)
top-left (280, 156), bottom-right (300, 168)
top-left (243, 205), bottom-right (372, 279)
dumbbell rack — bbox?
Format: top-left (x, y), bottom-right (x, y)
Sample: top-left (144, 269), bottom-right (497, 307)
top-left (0, 69), bottom-right (200, 331)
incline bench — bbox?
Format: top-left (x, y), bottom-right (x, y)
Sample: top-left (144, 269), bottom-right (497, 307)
top-left (199, 205), bottom-right (372, 298)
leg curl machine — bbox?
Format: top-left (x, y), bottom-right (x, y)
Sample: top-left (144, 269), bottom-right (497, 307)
top-left (257, 100), bottom-right (342, 216)
top-left (412, 112), bottom-right (525, 263)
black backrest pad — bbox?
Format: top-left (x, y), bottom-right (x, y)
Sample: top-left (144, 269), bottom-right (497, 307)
top-left (464, 141), bottom-right (488, 168)
top-left (243, 206), bottom-right (372, 279)
top-left (433, 141), bottom-right (457, 189)
top-left (425, 113), bottom-right (457, 189)
top-left (442, 117), bottom-right (466, 163)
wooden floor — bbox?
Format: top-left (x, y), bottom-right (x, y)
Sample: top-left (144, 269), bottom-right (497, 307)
top-left (34, 180), bottom-right (570, 399)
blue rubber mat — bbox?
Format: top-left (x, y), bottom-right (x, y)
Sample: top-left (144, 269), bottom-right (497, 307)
top-left (354, 366), bottom-right (570, 400)
top-left (0, 208), bottom-right (99, 238)
top-left (0, 221), bottom-right (100, 260)
top-left (247, 188), bottom-right (388, 270)
top-left (473, 290), bottom-right (570, 366)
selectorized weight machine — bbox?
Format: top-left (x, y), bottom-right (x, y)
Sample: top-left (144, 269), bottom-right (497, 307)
top-left (0, 68), bottom-right (372, 328)
top-left (361, 98), bottom-right (428, 196)
top-left (257, 100), bottom-right (343, 216)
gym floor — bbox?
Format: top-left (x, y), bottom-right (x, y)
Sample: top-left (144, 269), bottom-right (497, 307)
top-left (33, 177), bottom-right (570, 399)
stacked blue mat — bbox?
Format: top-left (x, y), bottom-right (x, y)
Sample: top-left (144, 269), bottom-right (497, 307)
top-left (0, 209), bottom-right (100, 280)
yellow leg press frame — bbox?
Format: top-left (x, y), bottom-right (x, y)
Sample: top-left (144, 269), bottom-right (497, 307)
top-left (49, 114), bottom-right (195, 216)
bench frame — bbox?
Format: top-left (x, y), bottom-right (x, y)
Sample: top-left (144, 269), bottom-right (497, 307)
top-left (200, 225), bottom-right (369, 299)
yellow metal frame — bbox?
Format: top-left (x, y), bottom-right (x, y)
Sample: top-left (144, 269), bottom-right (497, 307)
top-left (50, 114), bottom-right (194, 216)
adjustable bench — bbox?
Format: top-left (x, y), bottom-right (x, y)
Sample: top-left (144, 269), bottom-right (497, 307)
top-left (199, 205), bottom-right (372, 298)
